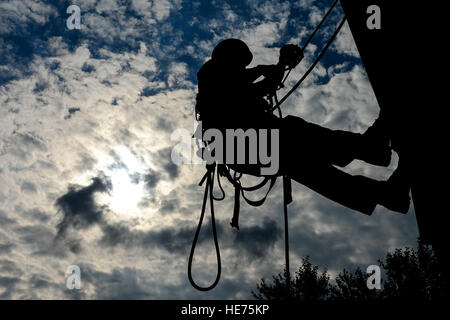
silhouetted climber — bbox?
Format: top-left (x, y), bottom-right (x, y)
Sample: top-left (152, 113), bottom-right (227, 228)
top-left (195, 39), bottom-right (410, 215)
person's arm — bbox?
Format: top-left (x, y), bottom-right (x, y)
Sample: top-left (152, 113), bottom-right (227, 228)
top-left (248, 63), bottom-right (285, 97)
top-left (249, 44), bottom-right (303, 97)
top-left (244, 65), bottom-right (269, 83)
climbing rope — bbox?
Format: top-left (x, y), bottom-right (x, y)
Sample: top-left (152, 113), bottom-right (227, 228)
top-left (303, 0), bottom-right (340, 51)
top-left (188, 0), bottom-right (344, 292)
top-left (279, 0), bottom-right (339, 87)
top-left (283, 176), bottom-right (292, 292)
top-left (271, 16), bottom-right (347, 112)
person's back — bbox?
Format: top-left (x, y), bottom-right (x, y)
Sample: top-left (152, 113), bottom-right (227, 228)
top-left (196, 59), bottom-right (250, 128)
top-left (196, 39), bottom-right (273, 130)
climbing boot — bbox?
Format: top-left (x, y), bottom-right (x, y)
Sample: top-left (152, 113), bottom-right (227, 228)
top-left (377, 167), bottom-right (410, 213)
top-left (358, 117), bottom-right (392, 167)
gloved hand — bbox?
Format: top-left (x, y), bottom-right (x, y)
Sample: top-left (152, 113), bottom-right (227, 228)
top-left (257, 64), bottom-right (282, 77)
top-left (279, 44), bottom-right (303, 69)
top-left (254, 64), bottom-right (285, 87)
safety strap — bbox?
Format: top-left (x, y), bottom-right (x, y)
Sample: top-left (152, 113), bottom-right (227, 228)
top-left (218, 164), bottom-right (278, 229)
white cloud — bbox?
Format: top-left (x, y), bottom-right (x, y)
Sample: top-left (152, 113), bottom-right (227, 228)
top-left (0, 0), bottom-right (56, 34)
top-left (332, 21), bottom-right (360, 57)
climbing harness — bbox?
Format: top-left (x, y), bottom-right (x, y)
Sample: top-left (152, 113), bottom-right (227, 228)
top-left (188, 0), bottom-right (345, 291)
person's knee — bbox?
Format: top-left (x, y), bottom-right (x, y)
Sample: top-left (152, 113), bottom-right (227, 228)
top-left (284, 115), bottom-right (306, 126)
top-left (281, 115), bottom-right (307, 137)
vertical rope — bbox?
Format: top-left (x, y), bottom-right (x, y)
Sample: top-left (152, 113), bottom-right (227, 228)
top-left (283, 176), bottom-right (291, 297)
top-left (277, 0), bottom-right (340, 95)
top-left (301, 0), bottom-right (339, 50)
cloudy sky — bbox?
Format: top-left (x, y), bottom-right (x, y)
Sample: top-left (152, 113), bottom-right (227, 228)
top-left (0, 0), bottom-right (419, 299)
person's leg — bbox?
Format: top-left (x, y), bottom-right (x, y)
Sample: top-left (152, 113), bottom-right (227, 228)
top-left (281, 115), bottom-right (357, 166)
top-left (286, 161), bottom-right (381, 215)
top-left (281, 115), bottom-right (391, 167)
top-left (284, 160), bottom-right (410, 215)
top-left (278, 116), bottom-right (409, 215)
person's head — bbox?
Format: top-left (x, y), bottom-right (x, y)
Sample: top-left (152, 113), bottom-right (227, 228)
top-left (211, 38), bottom-right (253, 69)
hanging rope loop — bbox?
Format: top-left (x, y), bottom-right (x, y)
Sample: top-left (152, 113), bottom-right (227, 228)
top-left (188, 163), bottom-right (222, 291)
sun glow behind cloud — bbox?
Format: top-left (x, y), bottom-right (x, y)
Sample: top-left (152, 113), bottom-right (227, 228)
top-left (97, 146), bottom-right (148, 217)
top-left (107, 168), bottom-right (146, 216)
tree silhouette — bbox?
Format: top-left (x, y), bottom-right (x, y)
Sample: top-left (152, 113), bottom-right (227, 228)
top-left (253, 239), bottom-right (447, 301)
top-left (379, 239), bottom-right (447, 300)
top-left (252, 256), bottom-right (330, 301)
top-left (330, 267), bottom-right (380, 301)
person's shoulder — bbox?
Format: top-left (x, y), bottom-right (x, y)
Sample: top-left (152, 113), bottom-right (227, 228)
top-left (198, 59), bottom-right (216, 76)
